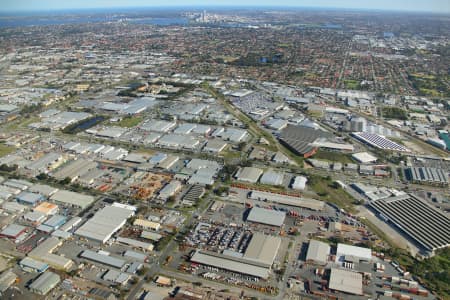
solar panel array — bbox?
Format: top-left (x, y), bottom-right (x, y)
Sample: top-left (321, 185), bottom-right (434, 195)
top-left (352, 132), bottom-right (410, 152)
top-left (370, 195), bottom-right (450, 251)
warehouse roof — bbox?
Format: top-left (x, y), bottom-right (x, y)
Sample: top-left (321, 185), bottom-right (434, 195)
top-left (336, 244), bottom-right (372, 262)
top-left (0, 270), bottom-right (17, 293)
top-left (75, 205), bottom-right (134, 243)
top-left (369, 194), bottom-right (450, 252)
top-left (259, 170), bottom-right (284, 186)
top-left (243, 233), bottom-right (281, 267)
top-left (0, 224), bottom-right (27, 238)
top-left (328, 268), bottom-right (363, 295)
top-left (352, 152), bottom-right (378, 164)
top-left (19, 257), bottom-right (49, 272)
top-left (191, 250), bottom-right (270, 279)
top-left (80, 250), bottom-right (126, 269)
top-left (306, 240), bottom-right (330, 264)
top-left (235, 167), bottom-right (263, 183)
top-left (116, 237), bottom-right (154, 251)
top-left (28, 237), bottom-right (73, 270)
top-left (50, 190), bottom-right (95, 209)
top-left (279, 125), bottom-right (332, 155)
top-left (248, 190), bottom-right (325, 210)
top-left (29, 271), bottom-right (60, 295)
top-left (247, 207), bottom-right (286, 227)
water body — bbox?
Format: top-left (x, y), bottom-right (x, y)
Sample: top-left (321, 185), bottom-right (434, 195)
top-left (0, 15), bottom-right (188, 28)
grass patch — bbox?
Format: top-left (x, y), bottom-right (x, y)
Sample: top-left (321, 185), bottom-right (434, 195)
top-left (115, 116), bottom-right (144, 128)
top-left (0, 143), bottom-right (15, 157)
top-left (314, 150), bottom-right (353, 164)
top-left (309, 175), bottom-right (356, 213)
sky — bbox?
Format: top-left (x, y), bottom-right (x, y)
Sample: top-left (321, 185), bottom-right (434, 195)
top-left (1, 0), bottom-right (449, 13)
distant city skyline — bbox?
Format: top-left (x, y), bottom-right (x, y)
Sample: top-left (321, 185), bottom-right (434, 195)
top-left (1, 0), bottom-right (449, 14)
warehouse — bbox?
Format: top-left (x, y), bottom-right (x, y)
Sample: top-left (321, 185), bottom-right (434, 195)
top-left (34, 202), bottom-right (58, 215)
top-left (25, 152), bottom-right (64, 174)
top-left (243, 233), bottom-right (281, 267)
top-left (369, 194), bottom-right (450, 253)
top-left (16, 191), bottom-right (44, 206)
top-left (158, 134), bottom-right (200, 150)
top-left (248, 190), bottom-right (325, 210)
top-left (351, 132), bottom-right (410, 152)
top-left (174, 123), bottom-right (197, 135)
top-left (52, 158), bottom-right (98, 182)
top-left (37, 215), bottom-right (67, 233)
top-left (95, 127), bottom-right (128, 139)
top-left (235, 167), bottom-right (263, 183)
top-left (328, 268), bottom-right (363, 295)
top-left (124, 250), bottom-right (148, 262)
top-left (291, 176), bottom-right (307, 190)
top-left (80, 250), bottom-right (126, 269)
top-left (133, 219), bottom-right (161, 231)
top-left (19, 257), bottom-right (49, 273)
top-left (140, 119), bottom-right (176, 132)
top-left (0, 270), bottom-right (17, 295)
top-left (158, 180), bottom-right (182, 201)
top-left (50, 190), bottom-right (95, 210)
top-left (103, 269), bottom-right (131, 285)
top-left (140, 231), bottom-right (163, 242)
top-left (335, 243), bottom-right (372, 263)
top-left (29, 271), bottom-right (61, 296)
top-left (59, 216), bottom-right (82, 232)
top-left (75, 205), bottom-right (135, 243)
top-left (407, 167), bottom-right (449, 187)
top-left (0, 224), bottom-right (27, 239)
top-left (246, 207), bottom-right (286, 227)
top-left (28, 237), bottom-right (74, 271)
top-left (190, 250), bottom-right (270, 279)
top-left (202, 139), bottom-right (228, 153)
top-left (279, 125), bottom-right (332, 158)
top-left (352, 152), bottom-right (378, 164)
top-left (259, 170), bottom-right (284, 186)
top-left (116, 237), bottom-right (154, 251)
top-left (306, 240), bottom-right (330, 265)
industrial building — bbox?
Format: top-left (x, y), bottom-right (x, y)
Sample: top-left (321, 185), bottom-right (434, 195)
top-left (75, 205), bottom-right (135, 243)
top-left (158, 180), bottom-right (182, 201)
top-left (29, 271), bottom-right (61, 295)
top-left (80, 250), bottom-right (126, 269)
top-left (34, 202), bottom-right (59, 215)
top-left (0, 270), bottom-right (17, 295)
top-left (279, 125), bottom-right (333, 158)
top-left (369, 194), bottom-right (450, 253)
top-left (352, 152), bottom-right (378, 164)
top-left (133, 219), bottom-right (161, 231)
top-left (291, 176), bottom-right (307, 190)
top-left (190, 232), bottom-right (280, 279)
top-left (306, 240), bottom-right (330, 265)
top-left (50, 190), bottom-right (95, 209)
top-left (0, 224), bottom-right (27, 239)
top-left (246, 207), bottom-right (286, 227)
top-left (15, 191), bottom-right (44, 206)
top-left (52, 158), bottom-right (98, 182)
top-left (248, 190), bottom-right (325, 210)
top-left (407, 167), bottom-right (449, 187)
top-left (335, 243), bottom-right (372, 263)
top-left (234, 167), bottom-right (263, 183)
top-left (259, 170), bottom-right (284, 186)
top-left (19, 257), bottom-right (49, 273)
top-left (328, 268), bottom-right (363, 295)
top-left (242, 233), bottom-right (281, 267)
top-left (116, 237), bottom-right (154, 251)
top-left (28, 237), bottom-right (74, 271)
top-left (202, 139), bottom-right (228, 153)
top-left (351, 132), bottom-right (410, 152)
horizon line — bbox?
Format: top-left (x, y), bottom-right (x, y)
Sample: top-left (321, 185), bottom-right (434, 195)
top-left (1, 5), bottom-right (449, 15)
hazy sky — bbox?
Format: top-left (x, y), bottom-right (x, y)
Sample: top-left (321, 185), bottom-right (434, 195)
top-left (1, 0), bottom-right (449, 13)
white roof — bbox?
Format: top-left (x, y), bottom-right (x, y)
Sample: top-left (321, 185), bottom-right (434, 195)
top-left (328, 268), bottom-right (363, 295)
top-left (352, 152), bottom-right (378, 163)
top-left (306, 240), bottom-right (330, 264)
top-left (75, 205), bottom-right (134, 243)
top-left (247, 207), bottom-right (286, 227)
top-left (336, 243), bottom-right (372, 262)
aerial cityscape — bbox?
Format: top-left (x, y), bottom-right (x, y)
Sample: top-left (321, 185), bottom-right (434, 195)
top-left (0, 1), bottom-right (448, 299)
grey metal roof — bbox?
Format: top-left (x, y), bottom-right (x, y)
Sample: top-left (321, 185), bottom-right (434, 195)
top-left (306, 240), bottom-right (330, 264)
top-left (328, 268), bottom-right (363, 295)
top-left (80, 250), bottom-right (126, 269)
top-left (247, 207), bottom-right (286, 227)
top-left (29, 271), bottom-right (60, 295)
top-left (369, 194), bottom-right (450, 251)
top-left (190, 250), bottom-right (270, 279)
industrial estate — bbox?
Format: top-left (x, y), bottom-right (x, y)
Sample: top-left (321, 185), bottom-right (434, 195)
top-left (0, 4), bottom-right (448, 300)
